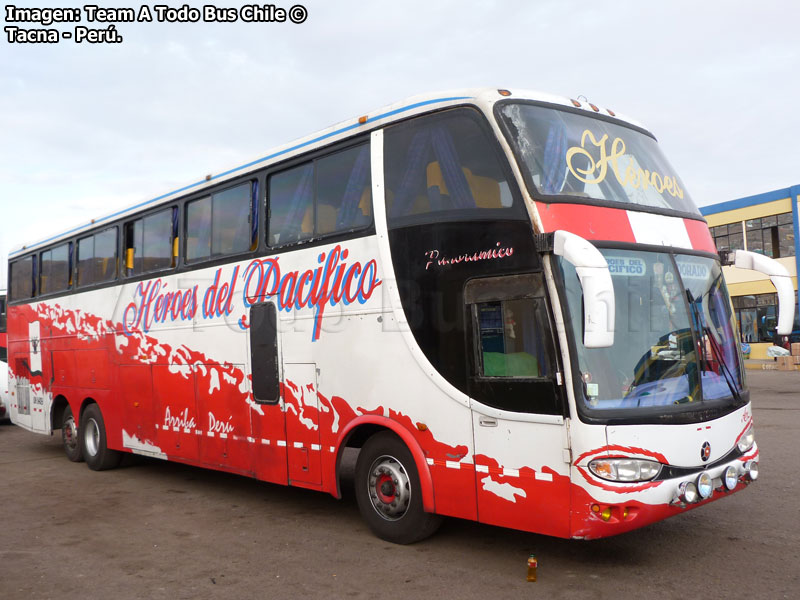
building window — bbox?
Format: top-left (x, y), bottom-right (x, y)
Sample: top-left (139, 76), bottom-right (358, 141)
top-left (710, 223), bottom-right (744, 252)
top-left (745, 213), bottom-right (794, 258)
top-left (733, 293), bottom-right (781, 342)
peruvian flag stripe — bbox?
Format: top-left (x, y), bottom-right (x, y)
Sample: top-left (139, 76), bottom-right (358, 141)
top-left (535, 202), bottom-right (715, 253)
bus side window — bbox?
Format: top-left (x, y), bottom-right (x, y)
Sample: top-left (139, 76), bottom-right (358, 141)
top-left (250, 302), bottom-right (279, 403)
top-left (473, 298), bottom-right (551, 378)
top-left (125, 208), bottom-right (174, 276)
top-left (9, 256), bottom-right (35, 301)
top-left (77, 236), bottom-right (94, 287)
top-left (39, 242), bottom-right (71, 296)
top-left (268, 163), bottom-right (314, 247)
top-left (77, 227), bottom-right (118, 287)
top-left (465, 274), bottom-right (561, 415)
top-left (95, 227), bottom-right (118, 283)
top-left (186, 182), bottom-right (253, 263)
top-left (383, 108), bottom-right (517, 225)
top-left (315, 143), bottom-right (372, 235)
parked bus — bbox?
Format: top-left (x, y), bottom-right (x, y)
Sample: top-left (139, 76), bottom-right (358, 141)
top-left (6, 89), bottom-right (792, 543)
top-left (0, 289), bottom-right (6, 362)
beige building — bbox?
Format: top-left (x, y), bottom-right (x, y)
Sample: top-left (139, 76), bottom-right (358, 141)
top-left (701, 185), bottom-right (799, 359)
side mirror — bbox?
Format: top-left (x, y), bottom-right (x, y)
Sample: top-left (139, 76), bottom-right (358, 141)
top-left (732, 250), bottom-right (795, 335)
top-left (553, 230), bottom-right (615, 348)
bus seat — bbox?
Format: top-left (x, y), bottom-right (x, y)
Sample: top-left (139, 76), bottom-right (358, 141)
top-left (386, 187), bottom-right (429, 216)
top-left (301, 206), bottom-right (313, 235)
top-left (317, 204), bottom-right (338, 234)
top-left (301, 204), bottom-right (339, 235)
top-left (358, 187), bottom-right (372, 217)
top-left (426, 162), bottom-right (501, 208)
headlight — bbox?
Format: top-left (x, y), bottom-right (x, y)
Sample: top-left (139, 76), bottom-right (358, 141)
top-left (737, 424), bottom-right (755, 453)
top-left (588, 458), bottom-right (662, 482)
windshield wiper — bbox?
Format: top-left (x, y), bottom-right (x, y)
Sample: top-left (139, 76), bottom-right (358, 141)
top-left (686, 289), bottom-right (742, 403)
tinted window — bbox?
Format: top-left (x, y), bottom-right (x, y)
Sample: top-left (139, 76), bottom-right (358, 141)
top-left (40, 243), bottom-right (70, 295)
top-left (78, 227), bottom-right (118, 287)
top-left (186, 182), bottom-right (254, 262)
top-left (77, 236), bottom-right (94, 286)
top-left (384, 109), bottom-right (519, 227)
top-left (267, 143), bottom-right (372, 247)
top-left (269, 163), bottom-right (314, 246)
top-left (95, 227), bottom-right (118, 283)
top-left (127, 208), bottom-right (175, 276)
top-left (10, 256), bottom-right (34, 301)
top-left (315, 145), bottom-right (372, 235)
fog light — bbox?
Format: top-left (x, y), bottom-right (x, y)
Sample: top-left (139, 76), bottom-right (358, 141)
top-left (723, 466), bottom-right (738, 491)
top-left (696, 472), bottom-right (713, 499)
top-left (744, 460), bottom-right (759, 481)
top-left (600, 507), bottom-right (612, 521)
top-left (678, 481), bottom-right (698, 504)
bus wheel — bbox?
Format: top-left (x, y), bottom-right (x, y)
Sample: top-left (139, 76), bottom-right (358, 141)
top-left (354, 431), bottom-right (442, 544)
top-left (61, 405), bottom-right (83, 462)
top-left (81, 404), bottom-right (122, 471)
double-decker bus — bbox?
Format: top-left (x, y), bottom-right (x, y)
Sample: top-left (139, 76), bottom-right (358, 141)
top-left (6, 89), bottom-right (793, 543)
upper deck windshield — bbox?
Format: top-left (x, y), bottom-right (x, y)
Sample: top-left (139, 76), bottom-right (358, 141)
top-left (497, 102), bottom-right (699, 216)
top-left (557, 249), bottom-right (745, 423)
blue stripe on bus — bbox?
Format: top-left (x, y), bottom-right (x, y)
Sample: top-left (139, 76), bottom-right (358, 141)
top-left (11, 95), bottom-right (471, 256)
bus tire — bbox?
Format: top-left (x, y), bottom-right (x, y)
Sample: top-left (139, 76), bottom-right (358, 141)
top-left (80, 404), bottom-right (122, 471)
top-left (61, 405), bottom-right (83, 462)
top-left (354, 431), bottom-right (442, 544)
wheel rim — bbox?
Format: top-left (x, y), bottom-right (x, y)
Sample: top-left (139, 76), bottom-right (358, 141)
top-left (366, 454), bottom-right (411, 521)
top-left (85, 418), bottom-right (100, 457)
top-left (63, 417), bottom-right (79, 453)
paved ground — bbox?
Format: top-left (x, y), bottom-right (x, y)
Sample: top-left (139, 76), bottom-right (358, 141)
top-left (0, 370), bottom-right (797, 599)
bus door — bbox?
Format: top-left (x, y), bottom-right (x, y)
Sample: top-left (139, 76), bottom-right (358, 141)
top-left (282, 363), bottom-right (322, 486)
top-left (14, 320), bottom-right (48, 432)
top-left (248, 301), bottom-right (322, 487)
top-left (465, 273), bottom-right (572, 538)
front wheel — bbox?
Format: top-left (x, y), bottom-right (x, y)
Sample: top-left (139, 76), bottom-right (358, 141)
top-left (354, 431), bottom-right (442, 544)
top-left (81, 404), bottom-right (122, 471)
top-left (61, 405), bottom-right (83, 462)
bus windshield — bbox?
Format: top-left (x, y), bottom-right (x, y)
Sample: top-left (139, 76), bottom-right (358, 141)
top-left (558, 249), bottom-right (744, 419)
top-left (497, 102), bottom-right (698, 215)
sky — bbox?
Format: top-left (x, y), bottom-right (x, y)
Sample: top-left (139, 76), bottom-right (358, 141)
top-left (1, 0), bottom-right (799, 285)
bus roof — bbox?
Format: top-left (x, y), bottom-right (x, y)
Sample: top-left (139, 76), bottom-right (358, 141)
top-left (10, 87), bottom-right (645, 258)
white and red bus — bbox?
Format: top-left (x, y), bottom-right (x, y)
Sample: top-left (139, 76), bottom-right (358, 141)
top-left (0, 289), bottom-right (6, 362)
top-left (6, 89), bottom-right (792, 543)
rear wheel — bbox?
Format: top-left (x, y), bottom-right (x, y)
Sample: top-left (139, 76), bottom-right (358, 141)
top-left (354, 431), bottom-right (442, 544)
top-left (61, 405), bottom-right (83, 462)
top-left (81, 404), bottom-right (122, 471)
